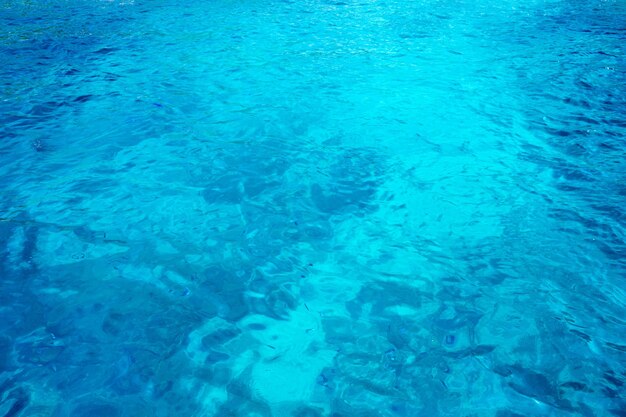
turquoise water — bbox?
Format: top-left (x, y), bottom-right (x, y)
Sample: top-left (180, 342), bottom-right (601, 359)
top-left (1, 0), bottom-right (625, 415)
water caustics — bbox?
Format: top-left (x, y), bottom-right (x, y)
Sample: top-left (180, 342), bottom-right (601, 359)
top-left (0, 0), bottom-right (625, 416)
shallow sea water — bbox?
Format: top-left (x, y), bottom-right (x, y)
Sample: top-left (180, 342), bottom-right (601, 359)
top-left (1, 0), bottom-right (625, 416)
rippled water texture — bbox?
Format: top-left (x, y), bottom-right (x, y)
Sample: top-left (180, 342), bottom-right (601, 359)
top-left (1, 0), bottom-right (625, 416)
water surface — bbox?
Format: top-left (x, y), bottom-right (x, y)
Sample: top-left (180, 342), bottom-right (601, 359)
top-left (1, 0), bottom-right (625, 416)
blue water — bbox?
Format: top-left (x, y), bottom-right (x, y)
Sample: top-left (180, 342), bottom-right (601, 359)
top-left (1, 0), bottom-right (625, 416)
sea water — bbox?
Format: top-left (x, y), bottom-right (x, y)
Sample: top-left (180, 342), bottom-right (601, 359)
top-left (0, 0), bottom-right (625, 416)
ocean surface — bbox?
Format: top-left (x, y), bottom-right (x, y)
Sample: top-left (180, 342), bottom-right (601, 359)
top-left (1, 0), bottom-right (625, 416)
